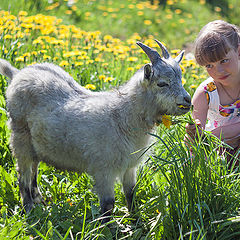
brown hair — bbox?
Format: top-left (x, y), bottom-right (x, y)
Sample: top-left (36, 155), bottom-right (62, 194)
top-left (194, 20), bottom-right (240, 66)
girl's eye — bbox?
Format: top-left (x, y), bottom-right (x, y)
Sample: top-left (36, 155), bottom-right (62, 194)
top-left (221, 59), bottom-right (229, 64)
top-left (205, 64), bottom-right (213, 69)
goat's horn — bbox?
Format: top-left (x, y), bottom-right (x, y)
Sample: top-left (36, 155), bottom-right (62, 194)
top-left (175, 50), bottom-right (185, 63)
top-left (136, 42), bottom-right (161, 64)
top-left (154, 39), bottom-right (170, 59)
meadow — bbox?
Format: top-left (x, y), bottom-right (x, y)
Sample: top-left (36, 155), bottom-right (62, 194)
top-left (0, 0), bottom-right (240, 239)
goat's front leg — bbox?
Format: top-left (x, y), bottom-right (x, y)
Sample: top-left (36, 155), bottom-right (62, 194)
top-left (123, 167), bottom-right (136, 212)
top-left (95, 175), bottom-right (115, 223)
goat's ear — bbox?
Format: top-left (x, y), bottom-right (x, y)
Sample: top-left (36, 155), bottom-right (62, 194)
top-left (175, 50), bottom-right (185, 63)
top-left (144, 64), bottom-right (153, 80)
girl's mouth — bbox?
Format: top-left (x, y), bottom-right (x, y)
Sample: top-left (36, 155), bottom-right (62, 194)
top-left (218, 74), bottom-right (230, 80)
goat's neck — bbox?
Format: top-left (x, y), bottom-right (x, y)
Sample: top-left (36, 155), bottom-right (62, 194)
top-left (117, 82), bottom-right (158, 133)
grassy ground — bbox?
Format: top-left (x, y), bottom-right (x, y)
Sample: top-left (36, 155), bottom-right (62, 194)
top-left (0, 0), bottom-right (240, 239)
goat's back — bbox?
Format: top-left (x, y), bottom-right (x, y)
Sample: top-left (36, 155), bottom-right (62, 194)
top-left (6, 63), bottom-right (91, 119)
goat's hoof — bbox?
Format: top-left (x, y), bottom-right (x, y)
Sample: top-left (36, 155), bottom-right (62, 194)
top-left (33, 194), bottom-right (43, 204)
top-left (21, 203), bottom-right (34, 215)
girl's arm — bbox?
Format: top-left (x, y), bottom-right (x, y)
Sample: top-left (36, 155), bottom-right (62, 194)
top-left (185, 86), bottom-right (208, 140)
top-left (211, 121), bottom-right (240, 147)
top-left (191, 85), bottom-right (209, 128)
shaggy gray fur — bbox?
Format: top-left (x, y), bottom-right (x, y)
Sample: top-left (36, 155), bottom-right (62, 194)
top-left (0, 40), bottom-right (191, 222)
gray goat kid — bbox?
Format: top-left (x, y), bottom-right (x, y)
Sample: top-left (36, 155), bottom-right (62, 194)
top-left (0, 40), bottom-right (191, 222)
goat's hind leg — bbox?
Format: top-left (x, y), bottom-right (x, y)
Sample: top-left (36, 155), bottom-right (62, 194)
top-left (31, 161), bottom-right (43, 204)
top-left (17, 157), bottom-right (34, 213)
top-left (11, 127), bottom-right (36, 213)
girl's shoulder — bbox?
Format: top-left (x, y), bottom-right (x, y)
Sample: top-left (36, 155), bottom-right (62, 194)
top-left (195, 77), bottom-right (218, 106)
top-left (199, 77), bottom-right (217, 93)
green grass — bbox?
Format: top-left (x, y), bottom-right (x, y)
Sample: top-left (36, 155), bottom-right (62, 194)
top-left (0, 0), bottom-right (240, 239)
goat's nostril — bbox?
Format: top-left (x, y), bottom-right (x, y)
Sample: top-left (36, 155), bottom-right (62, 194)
top-left (184, 96), bottom-right (191, 104)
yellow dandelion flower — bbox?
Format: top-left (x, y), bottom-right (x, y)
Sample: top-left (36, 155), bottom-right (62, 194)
top-left (95, 57), bottom-right (103, 62)
top-left (33, 39), bottom-right (43, 45)
top-left (104, 35), bottom-right (113, 41)
top-left (171, 49), bottom-right (181, 54)
top-left (180, 64), bottom-right (186, 73)
top-left (104, 77), bottom-right (114, 82)
top-left (118, 54), bottom-right (127, 60)
top-left (182, 78), bottom-right (186, 85)
top-left (59, 60), bottom-right (69, 67)
top-left (127, 67), bottom-right (134, 71)
top-left (136, 64), bottom-right (143, 70)
top-left (175, 9), bottom-right (182, 14)
top-left (179, 19), bottom-right (185, 24)
top-left (102, 63), bottom-right (109, 67)
top-left (136, 3), bottom-right (144, 9)
top-left (190, 84), bottom-right (197, 89)
top-left (144, 20), bottom-right (152, 25)
top-left (71, 5), bottom-right (78, 11)
top-left (166, 14), bottom-right (172, 19)
top-left (162, 115), bottom-right (172, 129)
top-left (85, 84), bottom-right (96, 90)
top-left (191, 74), bottom-right (199, 79)
top-left (200, 74), bottom-right (207, 79)
top-left (31, 51), bottom-right (37, 56)
top-left (99, 75), bottom-right (106, 81)
top-left (75, 62), bottom-right (83, 66)
top-left (3, 35), bottom-right (12, 39)
top-left (107, 8), bottom-right (115, 13)
top-left (86, 60), bottom-right (94, 64)
top-left (127, 57), bottom-right (138, 62)
top-left (43, 55), bottom-right (51, 60)
top-left (167, 0), bottom-right (174, 5)
top-left (66, 10), bottom-right (72, 15)
top-left (19, 11), bottom-right (28, 16)
top-left (16, 56), bottom-right (25, 62)
top-left (185, 29), bottom-right (190, 35)
top-left (214, 7), bottom-right (221, 12)
top-left (66, 198), bottom-right (73, 206)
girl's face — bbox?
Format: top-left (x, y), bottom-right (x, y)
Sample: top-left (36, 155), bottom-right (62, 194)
top-left (204, 46), bottom-right (240, 85)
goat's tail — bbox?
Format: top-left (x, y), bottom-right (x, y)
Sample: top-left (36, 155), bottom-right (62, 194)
top-left (0, 59), bottom-right (19, 81)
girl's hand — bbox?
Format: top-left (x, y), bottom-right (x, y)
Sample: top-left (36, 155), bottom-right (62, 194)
top-left (185, 119), bottom-right (202, 142)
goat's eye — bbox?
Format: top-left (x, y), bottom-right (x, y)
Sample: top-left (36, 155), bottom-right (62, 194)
top-left (157, 82), bottom-right (169, 88)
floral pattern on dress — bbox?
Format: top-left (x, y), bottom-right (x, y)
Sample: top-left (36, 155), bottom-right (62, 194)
top-left (219, 105), bottom-right (234, 117)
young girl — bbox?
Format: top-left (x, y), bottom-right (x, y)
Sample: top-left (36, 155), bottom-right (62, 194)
top-left (186, 20), bottom-right (240, 165)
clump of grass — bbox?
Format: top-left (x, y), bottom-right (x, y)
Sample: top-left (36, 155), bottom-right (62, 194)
top-left (147, 124), bottom-right (240, 239)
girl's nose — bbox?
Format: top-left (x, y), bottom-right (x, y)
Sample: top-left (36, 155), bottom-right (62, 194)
top-left (216, 64), bottom-right (225, 73)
